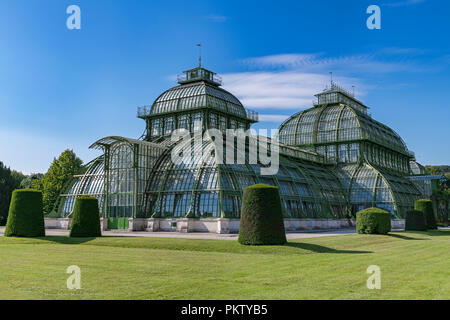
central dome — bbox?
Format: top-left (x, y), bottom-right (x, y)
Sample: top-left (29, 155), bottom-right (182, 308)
top-left (150, 81), bottom-right (247, 119)
top-left (137, 66), bottom-right (258, 141)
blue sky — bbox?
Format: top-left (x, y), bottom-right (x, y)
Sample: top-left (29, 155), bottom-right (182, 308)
top-left (0, 0), bottom-right (449, 174)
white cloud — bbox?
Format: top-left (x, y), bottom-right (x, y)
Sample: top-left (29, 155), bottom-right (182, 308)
top-left (258, 114), bottom-right (290, 122)
top-left (222, 50), bottom-right (434, 111)
top-left (222, 71), bottom-right (362, 110)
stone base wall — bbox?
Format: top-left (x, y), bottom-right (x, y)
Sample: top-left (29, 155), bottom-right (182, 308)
top-left (45, 218), bottom-right (110, 231)
top-left (45, 217), bottom-right (405, 233)
top-left (391, 219), bottom-right (405, 229)
top-left (44, 218), bottom-right (72, 230)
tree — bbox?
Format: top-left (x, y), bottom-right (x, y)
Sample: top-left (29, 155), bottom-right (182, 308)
top-left (37, 150), bottom-right (83, 215)
top-left (20, 173), bottom-right (44, 189)
top-left (0, 162), bottom-right (24, 225)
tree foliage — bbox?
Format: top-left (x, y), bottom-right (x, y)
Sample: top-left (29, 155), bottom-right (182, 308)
top-left (425, 165), bottom-right (450, 189)
top-left (34, 150), bottom-right (83, 216)
top-left (0, 162), bottom-right (25, 225)
top-left (20, 173), bottom-right (44, 189)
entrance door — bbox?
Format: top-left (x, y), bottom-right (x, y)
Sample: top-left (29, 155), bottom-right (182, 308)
top-left (108, 218), bottom-right (129, 230)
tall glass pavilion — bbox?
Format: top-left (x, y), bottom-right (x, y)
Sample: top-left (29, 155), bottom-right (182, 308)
top-left (56, 65), bottom-right (426, 232)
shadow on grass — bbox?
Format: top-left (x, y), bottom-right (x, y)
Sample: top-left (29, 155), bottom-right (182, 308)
top-left (422, 229), bottom-right (450, 237)
top-left (386, 233), bottom-right (428, 241)
top-left (37, 236), bottom-right (98, 244)
top-left (284, 242), bottom-right (372, 254)
top-left (392, 229), bottom-right (450, 239)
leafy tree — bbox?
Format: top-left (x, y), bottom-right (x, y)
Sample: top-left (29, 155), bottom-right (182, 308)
top-left (36, 150), bottom-right (83, 215)
top-left (11, 171), bottom-right (26, 187)
top-left (20, 173), bottom-right (44, 189)
top-left (0, 162), bottom-right (25, 225)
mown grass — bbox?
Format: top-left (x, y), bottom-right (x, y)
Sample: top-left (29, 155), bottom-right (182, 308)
top-left (0, 230), bottom-right (449, 300)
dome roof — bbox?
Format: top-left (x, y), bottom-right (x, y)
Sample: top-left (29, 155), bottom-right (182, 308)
top-left (148, 81), bottom-right (247, 119)
top-left (278, 104), bottom-right (410, 155)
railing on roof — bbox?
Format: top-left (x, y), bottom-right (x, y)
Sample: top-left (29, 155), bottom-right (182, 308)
top-left (137, 105), bottom-right (151, 118)
top-left (177, 73), bottom-right (223, 85)
top-left (246, 109), bottom-right (259, 122)
top-left (330, 82), bottom-right (355, 97)
top-left (138, 105), bottom-right (258, 122)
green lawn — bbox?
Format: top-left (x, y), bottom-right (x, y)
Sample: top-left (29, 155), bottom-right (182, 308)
top-left (0, 230), bottom-right (449, 299)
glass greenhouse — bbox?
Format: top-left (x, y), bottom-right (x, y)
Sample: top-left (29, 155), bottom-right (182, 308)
top-left (56, 65), bottom-right (428, 230)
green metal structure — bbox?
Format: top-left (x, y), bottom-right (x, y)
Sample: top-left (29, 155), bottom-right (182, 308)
top-left (58, 65), bottom-right (426, 223)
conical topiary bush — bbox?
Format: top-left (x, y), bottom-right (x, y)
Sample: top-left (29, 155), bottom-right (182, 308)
top-left (238, 184), bottom-right (286, 245)
top-left (70, 196), bottom-right (101, 237)
top-left (405, 210), bottom-right (427, 231)
top-left (414, 199), bottom-right (437, 230)
top-left (5, 189), bottom-right (45, 237)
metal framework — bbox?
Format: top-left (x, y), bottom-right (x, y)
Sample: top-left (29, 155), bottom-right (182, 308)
top-left (58, 65), bottom-right (430, 222)
top-left (278, 87), bottom-right (422, 217)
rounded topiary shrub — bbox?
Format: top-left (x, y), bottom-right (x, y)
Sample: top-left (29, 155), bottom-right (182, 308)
top-left (70, 196), bottom-right (101, 237)
top-left (238, 184), bottom-right (286, 245)
top-left (5, 189), bottom-right (45, 237)
top-left (414, 199), bottom-right (437, 230)
top-left (356, 207), bottom-right (391, 235)
top-left (405, 210), bottom-right (427, 231)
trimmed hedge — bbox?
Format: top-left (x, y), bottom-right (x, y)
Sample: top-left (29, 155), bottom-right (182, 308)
top-left (70, 196), bottom-right (101, 237)
top-left (356, 207), bottom-right (391, 235)
top-left (405, 210), bottom-right (427, 231)
top-left (5, 189), bottom-right (45, 237)
top-left (238, 184), bottom-right (286, 245)
top-left (414, 199), bottom-right (437, 230)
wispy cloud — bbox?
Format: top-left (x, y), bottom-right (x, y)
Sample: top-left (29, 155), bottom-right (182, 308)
top-left (383, 0), bottom-right (426, 7)
top-left (205, 14), bottom-right (228, 23)
top-left (243, 54), bottom-right (317, 69)
top-left (220, 50), bottom-right (429, 112)
top-left (241, 53), bottom-right (422, 74)
top-left (378, 47), bottom-right (428, 55)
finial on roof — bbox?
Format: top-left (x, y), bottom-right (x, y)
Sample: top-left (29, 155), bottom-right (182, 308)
top-left (196, 43), bottom-right (202, 68)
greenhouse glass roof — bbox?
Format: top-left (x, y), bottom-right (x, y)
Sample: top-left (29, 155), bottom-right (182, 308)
top-left (278, 104), bottom-right (411, 155)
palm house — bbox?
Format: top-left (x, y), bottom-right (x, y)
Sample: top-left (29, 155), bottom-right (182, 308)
top-left (53, 64), bottom-right (433, 233)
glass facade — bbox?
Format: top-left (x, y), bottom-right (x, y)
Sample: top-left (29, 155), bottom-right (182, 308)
top-left (279, 88), bottom-right (422, 217)
top-left (59, 66), bottom-right (424, 221)
top-left (59, 156), bottom-right (105, 216)
top-left (143, 136), bottom-right (347, 219)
